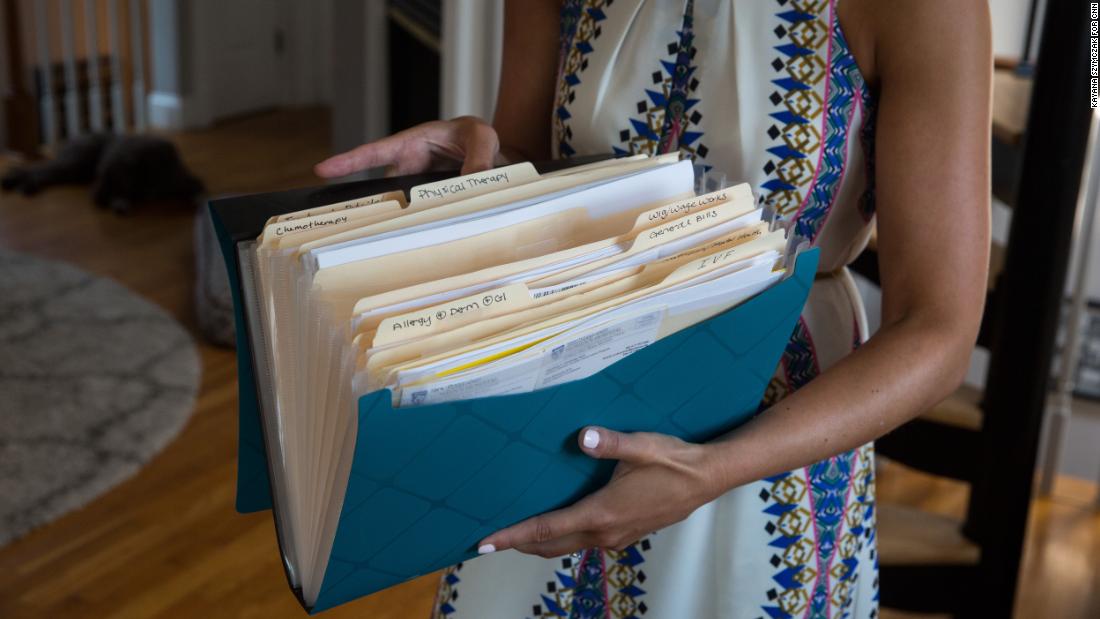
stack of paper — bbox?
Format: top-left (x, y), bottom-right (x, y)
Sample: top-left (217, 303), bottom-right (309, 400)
top-left (247, 154), bottom-right (794, 605)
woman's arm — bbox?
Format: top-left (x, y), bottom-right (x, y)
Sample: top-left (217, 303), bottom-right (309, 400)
top-left (315, 1), bottom-right (559, 178)
top-left (492, 0), bottom-right (561, 163)
top-left (480, 0), bottom-right (992, 557)
top-left (711, 0), bottom-right (993, 487)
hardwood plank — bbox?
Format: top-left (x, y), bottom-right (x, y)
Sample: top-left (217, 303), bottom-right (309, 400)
top-left (877, 502), bottom-right (981, 566)
top-left (993, 69), bottom-right (1033, 146)
top-left (877, 458), bottom-right (1100, 618)
top-left (921, 384), bottom-right (983, 431)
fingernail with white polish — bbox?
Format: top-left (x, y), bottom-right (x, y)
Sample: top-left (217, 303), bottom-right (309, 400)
top-left (583, 428), bottom-right (600, 449)
top-left (478, 544), bottom-right (496, 555)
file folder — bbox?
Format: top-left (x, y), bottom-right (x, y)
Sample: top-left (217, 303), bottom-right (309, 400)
top-left (209, 160), bottom-right (818, 613)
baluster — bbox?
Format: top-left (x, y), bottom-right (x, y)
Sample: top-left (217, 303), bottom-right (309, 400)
top-left (59, 0), bottom-right (82, 136)
top-left (127, 0), bottom-right (145, 131)
top-left (106, 0), bottom-right (125, 131)
top-left (33, 0), bottom-right (57, 144)
top-left (0, 0), bottom-right (7, 152)
top-left (85, 0), bottom-right (104, 132)
top-left (0, 1), bottom-right (8, 99)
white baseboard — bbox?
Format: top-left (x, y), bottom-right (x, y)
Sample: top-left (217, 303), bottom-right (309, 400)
top-left (147, 91), bottom-right (185, 130)
top-left (148, 91), bottom-right (211, 131)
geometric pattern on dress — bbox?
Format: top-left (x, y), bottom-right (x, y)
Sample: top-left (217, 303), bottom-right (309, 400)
top-left (832, 442), bottom-right (878, 618)
top-left (759, 0), bottom-right (831, 218)
top-left (837, 320), bottom-right (877, 618)
top-left (756, 310), bottom-right (874, 618)
top-left (781, 317), bottom-right (821, 391)
top-left (555, 0), bottom-right (611, 157)
top-left (758, 468), bottom-right (817, 618)
top-left (613, 0), bottom-right (708, 166)
top-left (792, 15), bottom-right (862, 243)
top-left (523, 539), bottom-right (652, 618)
top-left (759, 374), bottom-right (793, 415)
top-left (433, 564), bottom-right (463, 617)
top-left (805, 451), bottom-right (855, 619)
top-left (430, 541), bottom-right (653, 619)
top-left (753, 9), bottom-right (881, 600)
top-left (825, 322), bottom-right (877, 619)
top-left (433, 2), bottom-right (879, 616)
top-left (757, 317), bottom-right (821, 619)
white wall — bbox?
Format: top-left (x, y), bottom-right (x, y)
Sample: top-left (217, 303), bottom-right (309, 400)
top-left (329, 0), bottom-right (388, 163)
top-left (1062, 116), bottom-right (1100, 305)
top-left (148, 0), bottom-right (335, 130)
top-left (989, 0), bottom-right (1045, 60)
top-left (441, 0), bottom-right (503, 121)
top-left (284, 0), bottom-right (334, 107)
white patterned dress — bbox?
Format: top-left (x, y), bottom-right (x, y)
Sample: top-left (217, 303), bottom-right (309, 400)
top-left (434, 1), bottom-right (879, 617)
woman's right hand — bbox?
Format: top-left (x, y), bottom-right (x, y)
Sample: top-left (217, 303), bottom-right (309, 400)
top-left (314, 116), bottom-right (504, 179)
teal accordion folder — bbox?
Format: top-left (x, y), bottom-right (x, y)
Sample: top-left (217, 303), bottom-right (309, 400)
top-left (210, 161), bottom-right (817, 613)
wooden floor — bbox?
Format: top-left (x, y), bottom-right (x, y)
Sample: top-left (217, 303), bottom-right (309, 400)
top-left (0, 108), bottom-right (1097, 618)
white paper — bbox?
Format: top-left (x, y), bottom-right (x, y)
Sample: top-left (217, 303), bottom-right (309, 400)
top-left (307, 160), bottom-right (694, 271)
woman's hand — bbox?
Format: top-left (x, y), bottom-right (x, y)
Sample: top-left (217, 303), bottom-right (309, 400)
top-left (314, 116), bottom-right (504, 179)
top-left (477, 427), bottom-right (726, 558)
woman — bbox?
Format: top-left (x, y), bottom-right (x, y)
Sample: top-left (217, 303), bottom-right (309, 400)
top-left (316, 0), bottom-right (991, 616)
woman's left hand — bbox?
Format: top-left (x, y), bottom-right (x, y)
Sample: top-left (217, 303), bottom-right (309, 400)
top-left (477, 426), bottom-right (726, 558)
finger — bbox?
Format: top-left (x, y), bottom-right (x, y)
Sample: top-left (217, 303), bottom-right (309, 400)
top-left (313, 134), bottom-right (408, 178)
top-left (314, 120), bottom-right (451, 178)
top-left (578, 426), bottom-right (659, 463)
top-left (478, 502), bottom-right (595, 554)
top-left (458, 122), bottom-right (499, 175)
top-left (515, 533), bottom-right (594, 559)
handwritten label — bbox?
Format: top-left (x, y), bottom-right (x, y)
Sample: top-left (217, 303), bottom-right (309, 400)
top-left (530, 268), bottom-right (632, 301)
top-left (272, 214), bottom-right (350, 237)
top-left (635, 189), bottom-right (728, 227)
top-left (374, 283), bottom-right (533, 347)
top-left (630, 183), bottom-right (752, 232)
top-left (274, 190), bottom-right (406, 223)
top-left (408, 162), bottom-right (538, 207)
top-left (632, 198), bottom-right (751, 253)
top-left (261, 198), bottom-right (406, 248)
top-left (655, 223), bottom-right (768, 267)
top-left (668, 228), bottom-right (786, 282)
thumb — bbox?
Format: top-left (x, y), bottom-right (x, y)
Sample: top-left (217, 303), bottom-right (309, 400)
top-left (578, 426), bottom-right (652, 462)
top-left (458, 121), bottom-right (499, 175)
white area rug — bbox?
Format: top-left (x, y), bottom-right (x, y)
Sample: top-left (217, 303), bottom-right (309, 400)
top-left (0, 248), bottom-right (200, 546)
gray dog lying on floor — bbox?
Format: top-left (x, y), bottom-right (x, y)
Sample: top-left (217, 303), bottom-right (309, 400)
top-left (1, 134), bottom-right (204, 213)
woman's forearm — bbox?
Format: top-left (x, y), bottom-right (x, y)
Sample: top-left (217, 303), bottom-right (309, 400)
top-left (704, 310), bottom-right (977, 493)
